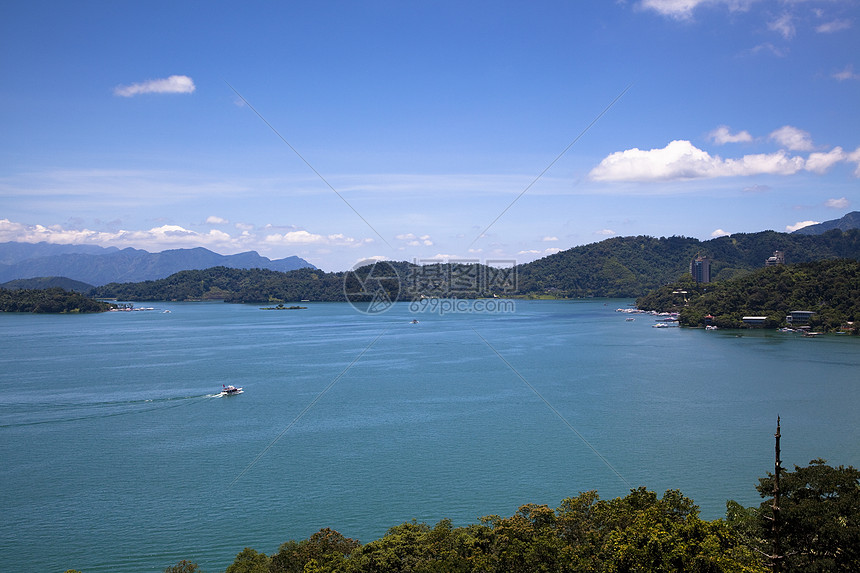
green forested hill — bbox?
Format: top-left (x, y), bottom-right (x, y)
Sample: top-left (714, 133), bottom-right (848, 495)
top-left (0, 287), bottom-right (114, 313)
top-left (516, 228), bottom-right (860, 298)
top-left (90, 267), bottom-right (347, 303)
top-left (89, 229), bottom-right (860, 302)
top-left (89, 261), bottom-right (520, 303)
top-left (636, 259), bottom-right (860, 330)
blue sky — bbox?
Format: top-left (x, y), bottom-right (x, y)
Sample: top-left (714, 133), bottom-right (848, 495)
top-left (2, 0), bottom-right (858, 271)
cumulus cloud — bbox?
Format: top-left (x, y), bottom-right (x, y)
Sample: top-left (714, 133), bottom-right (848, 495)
top-left (786, 220), bottom-right (819, 232)
top-left (264, 230), bottom-right (370, 247)
top-left (816, 19), bottom-right (851, 33)
top-left (825, 197), bottom-right (850, 209)
top-left (769, 126), bottom-right (814, 151)
top-left (0, 218), bottom-right (373, 259)
top-left (709, 125), bottom-right (753, 145)
top-left (0, 219), bottom-right (241, 250)
top-left (589, 140), bottom-right (805, 182)
top-left (206, 215), bottom-right (228, 224)
top-left (114, 75), bottom-right (196, 97)
top-left (805, 147), bottom-right (846, 174)
top-left (711, 229), bottom-right (731, 237)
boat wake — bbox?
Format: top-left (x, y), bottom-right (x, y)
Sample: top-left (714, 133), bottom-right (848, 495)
top-left (0, 393), bottom-right (217, 428)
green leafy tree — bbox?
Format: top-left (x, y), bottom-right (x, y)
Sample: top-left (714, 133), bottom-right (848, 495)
top-left (756, 459), bottom-right (860, 572)
top-left (226, 547), bottom-right (270, 573)
top-left (269, 528), bottom-right (359, 573)
top-left (164, 560), bottom-right (202, 573)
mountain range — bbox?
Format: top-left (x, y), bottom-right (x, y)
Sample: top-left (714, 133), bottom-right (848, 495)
top-left (0, 243), bottom-right (316, 286)
top-left (792, 211), bottom-right (860, 235)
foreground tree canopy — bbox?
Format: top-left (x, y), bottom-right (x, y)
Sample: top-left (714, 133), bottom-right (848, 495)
top-left (148, 459), bottom-right (859, 572)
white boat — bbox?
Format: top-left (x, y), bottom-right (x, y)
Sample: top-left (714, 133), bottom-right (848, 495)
top-left (222, 385), bottom-right (243, 395)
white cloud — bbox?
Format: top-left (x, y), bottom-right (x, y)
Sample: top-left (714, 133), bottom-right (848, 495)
top-left (518, 249), bottom-right (542, 255)
top-left (743, 184), bottom-right (771, 193)
top-left (816, 19), bottom-right (851, 33)
top-left (833, 65), bottom-right (860, 81)
top-left (849, 147), bottom-right (860, 176)
top-left (825, 197), bottom-right (850, 209)
top-left (542, 236), bottom-right (559, 241)
top-left (395, 233), bottom-right (433, 247)
top-left (709, 125), bottom-right (753, 144)
top-left (0, 218), bottom-right (372, 259)
top-left (805, 147), bottom-right (846, 174)
top-left (638, 0), bottom-right (754, 20)
top-left (594, 229), bottom-right (616, 236)
top-left (0, 220), bottom-right (244, 251)
top-left (589, 140), bottom-right (805, 182)
top-left (543, 247), bottom-right (562, 255)
top-left (114, 75), bottom-right (196, 97)
top-left (786, 220), bottom-right (819, 232)
top-left (749, 43), bottom-right (786, 58)
top-left (206, 215), bottom-right (228, 224)
top-left (711, 228), bottom-right (731, 237)
top-left (768, 13), bottom-right (795, 40)
top-left (769, 126), bottom-right (814, 151)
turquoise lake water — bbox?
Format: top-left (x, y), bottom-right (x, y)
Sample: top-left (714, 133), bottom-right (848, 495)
top-left (1, 300), bottom-right (858, 572)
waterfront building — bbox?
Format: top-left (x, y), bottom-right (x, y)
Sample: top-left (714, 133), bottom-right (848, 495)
top-left (787, 310), bottom-right (815, 326)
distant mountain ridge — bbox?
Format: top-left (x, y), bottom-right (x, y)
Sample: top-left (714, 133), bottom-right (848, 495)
top-left (792, 211), bottom-right (860, 235)
top-left (0, 242), bottom-right (316, 286)
top-left (91, 229), bottom-right (860, 302)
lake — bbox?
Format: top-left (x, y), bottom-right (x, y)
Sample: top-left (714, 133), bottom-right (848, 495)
top-left (1, 300), bottom-right (858, 572)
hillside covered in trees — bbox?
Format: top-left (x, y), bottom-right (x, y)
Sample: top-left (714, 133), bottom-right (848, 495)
top-left (516, 228), bottom-right (860, 298)
top-left (0, 287), bottom-right (114, 313)
top-left (88, 229), bottom-right (860, 302)
top-left (636, 259), bottom-right (860, 330)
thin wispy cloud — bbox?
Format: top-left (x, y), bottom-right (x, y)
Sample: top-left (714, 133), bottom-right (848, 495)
top-left (768, 13), bottom-right (796, 40)
top-left (833, 65), bottom-right (860, 81)
top-left (114, 75), bottom-right (196, 97)
top-left (825, 197), bottom-right (849, 209)
top-left (709, 125), bottom-right (753, 145)
top-left (206, 215), bottom-right (229, 224)
top-left (638, 0), bottom-right (755, 20)
top-left (816, 19), bottom-right (851, 33)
